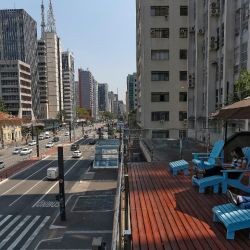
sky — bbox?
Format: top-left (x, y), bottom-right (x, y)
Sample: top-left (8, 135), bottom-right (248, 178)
top-left (0, 0), bottom-right (136, 102)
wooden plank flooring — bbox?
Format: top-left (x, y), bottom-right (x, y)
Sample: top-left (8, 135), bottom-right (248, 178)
top-left (128, 162), bottom-right (250, 250)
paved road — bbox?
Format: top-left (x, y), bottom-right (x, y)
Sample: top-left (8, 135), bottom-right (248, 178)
top-left (0, 140), bottom-right (95, 250)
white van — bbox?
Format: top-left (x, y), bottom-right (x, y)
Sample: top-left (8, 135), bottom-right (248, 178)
top-left (44, 131), bottom-right (50, 139)
top-left (47, 167), bottom-right (59, 180)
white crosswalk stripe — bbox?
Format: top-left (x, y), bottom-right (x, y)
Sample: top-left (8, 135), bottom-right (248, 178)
top-left (0, 214), bottom-right (50, 250)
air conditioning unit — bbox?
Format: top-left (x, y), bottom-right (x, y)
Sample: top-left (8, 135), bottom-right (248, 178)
top-left (190, 26), bottom-right (195, 33)
top-left (211, 2), bottom-right (218, 9)
top-left (165, 14), bottom-right (168, 20)
top-left (180, 29), bottom-right (185, 34)
top-left (211, 8), bottom-right (220, 16)
top-left (198, 28), bottom-right (204, 35)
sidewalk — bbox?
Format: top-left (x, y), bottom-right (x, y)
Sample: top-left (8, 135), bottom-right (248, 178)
top-left (37, 168), bottom-right (118, 249)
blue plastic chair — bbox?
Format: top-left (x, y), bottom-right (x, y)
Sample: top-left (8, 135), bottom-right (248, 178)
top-left (192, 140), bottom-right (224, 170)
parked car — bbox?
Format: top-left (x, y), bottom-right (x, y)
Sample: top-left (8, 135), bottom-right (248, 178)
top-left (70, 144), bottom-right (79, 151)
top-left (0, 161), bottom-right (5, 169)
top-left (39, 134), bottom-right (45, 140)
top-left (65, 131), bottom-right (69, 136)
top-left (52, 137), bottom-right (59, 142)
top-left (45, 142), bottom-right (54, 148)
top-left (72, 150), bottom-right (82, 158)
top-left (13, 147), bottom-right (22, 154)
top-left (20, 148), bottom-right (32, 155)
top-left (28, 140), bottom-right (36, 146)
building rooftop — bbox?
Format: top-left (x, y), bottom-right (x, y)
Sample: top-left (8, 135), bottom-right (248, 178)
top-left (128, 162), bottom-right (250, 250)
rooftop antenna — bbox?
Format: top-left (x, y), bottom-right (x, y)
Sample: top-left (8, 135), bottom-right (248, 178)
top-left (47, 0), bottom-right (56, 33)
top-left (41, 0), bottom-right (46, 38)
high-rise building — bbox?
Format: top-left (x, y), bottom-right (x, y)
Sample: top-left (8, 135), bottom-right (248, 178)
top-left (0, 9), bottom-right (40, 118)
top-left (127, 73), bottom-right (137, 113)
top-left (37, 39), bottom-right (48, 119)
top-left (78, 69), bottom-right (99, 119)
top-left (188, 0), bottom-right (250, 143)
top-left (75, 81), bottom-right (79, 108)
top-left (0, 60), bottom-right (33, 119)
top-left (62, 51), bottom-right (75, 122)
top-left (108, 91), bottom-right (115, 113)
top-left (98, 83), bottom-right (109, 112)
top-left (136, 1), bottom-right (188, 139)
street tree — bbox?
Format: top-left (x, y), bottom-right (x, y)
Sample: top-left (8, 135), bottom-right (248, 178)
top-left (0, 98), bottom-right (7, 113)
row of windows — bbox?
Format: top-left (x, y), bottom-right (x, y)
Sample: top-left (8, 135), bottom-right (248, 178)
top-left (151, 92), bottom-right (187, 102)
top-left (152, 130), bottom-right (187, 139)
top-left (151, 49), bottom-right (187, 60)
top-left (1, 72), bottom-right (17, 78)
top-left (150, 6), bottom-right (188, 17)
top-left (151, 111), bottom-right (187, 121)
top-left (2, 87), bottom-right (18, 93)
top-left (151, 28), bottom-right (188, 38)
top-left (0, 80), bottom-right (18, 86)
top-left (151, 71), bottom-right (187, 81)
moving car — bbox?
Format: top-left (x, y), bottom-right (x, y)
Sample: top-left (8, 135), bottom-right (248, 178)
top-left (45, 142), bottom-right (54, 148)
top-left (47, 167), bottom-right (59, 180)
top-left (44, 131), bottom-right (50, 139)
top-left (20, 148), bottom-right (32, 155)
top-left (65, 131), bottom-right (69, 136)
top-left (28, 140), bottom-right (36, 146)
top-left (52, 136), bottom-right (59, 142)
top-left (72, 150), bottom-right (82, 158)
top-left (70, 144), bottom-right (79, 151)
top-left (39, 134), bottom-right (45, 140)
top-left (13, 147), bottom-right (22, 154)
top-left (0, 161), bottom-right (5, 169)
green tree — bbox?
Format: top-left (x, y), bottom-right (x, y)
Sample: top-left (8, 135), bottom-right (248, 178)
top-left (0, 98), bottom-right (7, 113)
top-left (230, 70), bottom-right (250, 103)
top-left (76, 107), bottom-right (91, 119)
top-left (57, 110), bottom-right (66, 123)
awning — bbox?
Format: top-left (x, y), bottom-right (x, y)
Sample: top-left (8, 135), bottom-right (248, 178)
top-left (212, 97), bottom-right (250, 120)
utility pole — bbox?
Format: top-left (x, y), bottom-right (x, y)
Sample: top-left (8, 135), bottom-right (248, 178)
top-left (82, 121), bottom-right (84, 137)
top-left (31, 123), bottom-right (34, 140)
top-left (58, 146), bottom-right (66, 221)
top-left (36, 128), bottom-right (40, 158)
top-left (69, 121), bottom-right (72, 142)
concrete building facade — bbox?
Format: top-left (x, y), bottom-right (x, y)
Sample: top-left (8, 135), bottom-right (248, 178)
top-left (0, 60), bottom-right (33, 119)
top-left (0, 9), bottom-right (40, 118)
top-left (78, 69), bottom-right (99, 120)
top-left (136, 1), bottom-right (188, 139)
top-left (62, 51), bottom-right (75, 122)
top-left (98, 83), bottom-right (109, 112)
top-left (127, 73), bottom-right (138, 113)
top-left (45, 32), bottom-right (63, 119)
top-left (188, 0), bottom-right (250, 143)
top-left (37, 39), bottom-right (48, 119)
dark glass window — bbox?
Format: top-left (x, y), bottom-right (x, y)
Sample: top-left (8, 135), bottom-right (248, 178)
top-left (179, 71), bottom-right (187, 81)
top-left (180, 49), bottom-right (187, 59)
top-left (151, 92), bottom-right (169, 102)
top-left (151, 71), bottom-right (169, 81)
top-left (151, 111), bottom-right (169, 121)
top-left (179, 111), bottom-right (187, 121)
top-left (180, 6), bottom-right (188, 16)
top-left (179, 92), bottom-right (187, 102)
top-left (151, 28), bottom-right (169, 38)
top-left (151, 6), bottom-right (169, 16)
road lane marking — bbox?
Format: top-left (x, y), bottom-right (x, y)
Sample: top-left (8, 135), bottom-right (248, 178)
top-left (0, 215), bottom-right (31, 249)
top-left (33, 200), bottom-right (59, 208)
top-left (0, 215), bottom-right (12, 227)
top-left (32, 160), bottom-right (82, 207)
top-left (20, 216), bottom-right (50, 250)
top-left (0, 160), bottom-right (54, 197)
top-left (7, 216), bottom-right (41, 250)
top-left (0, 215), bottom-right (21, 237)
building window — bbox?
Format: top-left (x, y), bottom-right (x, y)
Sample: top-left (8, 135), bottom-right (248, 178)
top-left (151, 92), bottom-right (169, 102)
top-left (179, 28), bottom-right (188, 38)
top-left (179, 71), bottom-right (187, 81)
top-left (151, 111), bottom-right (169, 121)
top-left (151, 28), bottom-right (169, 38)
top-left (151, 6), bottom-right (169, 16)
top-left (180, 6), bottom-right (188, 16)
top-left (180, 49), bottom-right (187, 59)
top-left (179, 111), bottom-right (187, 121)
top-left (179, 130), bottom-right (187, 138)
top-left (151, 50), bottom-right (169, 60)
top-left (151, 71), bottom-right (169, 81)
top-left (152, 130), bottom-right (169, 138)
top-left (179, 92), bottom-right (187, 102)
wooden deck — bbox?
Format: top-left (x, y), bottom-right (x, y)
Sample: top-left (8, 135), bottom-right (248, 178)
top-left (128, 162), bottom-right (250, 250)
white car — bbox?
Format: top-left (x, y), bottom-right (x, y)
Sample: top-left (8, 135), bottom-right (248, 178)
top-left (39, 135), bottom-right (45, 140)
top-left (45, 142), bottom-right (54, 148)
top-left (20, 148), bottom-right (32, 155)
top-left (13, 147), bottom-right (22, 154)
top-left (72, 150), bottom-right (82, 158)
top-left (65, 131), bottom-right (69, 136)
top-left (28, 140), bottom-right (36, 146)
top-left (0, 161), bottom-right (5, 169)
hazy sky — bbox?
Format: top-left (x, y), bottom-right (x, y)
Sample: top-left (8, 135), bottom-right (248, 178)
top-left (1, 0), bottom-right (136, 102)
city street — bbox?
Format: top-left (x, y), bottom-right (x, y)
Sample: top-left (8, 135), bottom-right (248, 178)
top-left (0, 138), bottom-right (96, 250)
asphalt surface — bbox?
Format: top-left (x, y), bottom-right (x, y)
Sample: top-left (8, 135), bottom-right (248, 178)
top-left (0, 137), bottom-right (96, 249)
